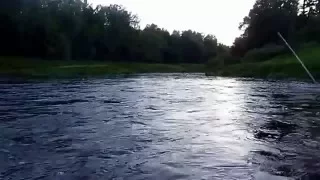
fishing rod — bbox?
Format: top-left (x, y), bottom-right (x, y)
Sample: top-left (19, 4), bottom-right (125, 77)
top-left (277, 32), bottom-right (318, 84)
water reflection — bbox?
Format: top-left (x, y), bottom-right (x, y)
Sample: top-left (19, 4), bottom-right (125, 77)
top-left (0, 74), bottom-right (320, 179)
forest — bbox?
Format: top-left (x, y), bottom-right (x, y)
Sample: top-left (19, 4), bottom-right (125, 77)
top-left (212, 0), bottom-right (320, 78)
top-left (231, 0), bottom-right (320, 58)
top-left (1, 0), bottom-right (320, 77)
top-left (0, 0), bottom-right (226, 64)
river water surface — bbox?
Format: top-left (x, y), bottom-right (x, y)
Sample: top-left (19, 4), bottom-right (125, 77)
top-left (1, 74), bottom-right (320, 180)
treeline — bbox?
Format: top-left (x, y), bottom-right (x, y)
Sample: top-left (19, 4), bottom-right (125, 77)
top-left (231, 0), bottom-right (320, 60)
top-left (0, 0), bottom-right (227, 63)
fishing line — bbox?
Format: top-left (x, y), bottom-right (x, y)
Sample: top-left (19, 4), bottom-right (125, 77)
top-left (277, 32), bottom-right (317, 84)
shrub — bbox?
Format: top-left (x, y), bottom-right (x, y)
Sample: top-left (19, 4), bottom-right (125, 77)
top-left (301, 41), bottom-right (319, 49)
top-left (243, 44), bottom-right (287, 62)
top-left (207, 53), bottom-right (241, 69)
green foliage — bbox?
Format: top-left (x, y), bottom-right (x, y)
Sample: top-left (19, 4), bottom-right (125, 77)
top-left (0, 57), bottom-right (205, 78)
top-left (212, 0), bottom-right (320, 78)
top-left (232, 0), bottom-right (300, 56)
top-left (230, 0), bottom-right (320, 65)
top-left (243, 44), bottom-right (287, 62)
top-left (208, 44), bottom-right (320, 79)
top-left (207, 53), bottom-right (240, 69)
top-left (0, 0), bottom-right (223, 64)
top-left (300, 41), bottom-right (319, 49)
top-left (296, 15), bottom-right (320, 43)
top-left (207, 57), bottom-right (224, 70)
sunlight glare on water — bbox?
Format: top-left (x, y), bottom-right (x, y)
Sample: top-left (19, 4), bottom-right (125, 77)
top-left (0, 74), bottom-right (320, 180)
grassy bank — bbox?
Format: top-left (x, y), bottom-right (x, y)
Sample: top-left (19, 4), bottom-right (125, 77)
top-left (207, 45), bottom-right (320, 80)
top-left (0, 57), bottom-right (205, 78)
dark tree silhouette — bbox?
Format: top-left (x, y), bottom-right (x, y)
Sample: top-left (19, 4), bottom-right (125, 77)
top-left (0, 0), bottom-right (222, 64)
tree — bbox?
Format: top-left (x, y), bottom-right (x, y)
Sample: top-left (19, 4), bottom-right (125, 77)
top-left (0, 0), bottom-right (23, 56)
top-left (139, 24), bottom-right (168, 62)
top-left (180, 30), bottom-right (205, 63)
top-left (0, 1), bottom-right (224, 64)
top-left (234, 0), bottom-right (299, 55)
top-left (203, 35), bottom-right (218, 61)
top-left (304, 0), bottom-right (318, 16)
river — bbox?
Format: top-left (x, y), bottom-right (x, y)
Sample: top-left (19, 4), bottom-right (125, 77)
top-left (0, 74), bottom-right (320, 180)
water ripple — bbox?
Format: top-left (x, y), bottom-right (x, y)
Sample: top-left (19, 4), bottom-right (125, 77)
top-left (1, 74), bottom-right (320, 179)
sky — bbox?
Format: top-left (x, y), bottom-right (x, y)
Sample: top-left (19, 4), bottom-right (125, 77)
top-left (89, 0), bottom-right (256, 46)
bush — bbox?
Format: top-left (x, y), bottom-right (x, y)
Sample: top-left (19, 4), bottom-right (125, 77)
top-left (243, 44), bottom-right (287, 62)
top-left (301, 41), bottom-right (319, 49)
top-left (207, 53), bottom-right (241, 69)
top-left (296, 16), bottom-right (320, 44)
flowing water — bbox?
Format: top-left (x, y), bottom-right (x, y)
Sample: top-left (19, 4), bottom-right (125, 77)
top-left (1, 74), bottom-right (320, 180)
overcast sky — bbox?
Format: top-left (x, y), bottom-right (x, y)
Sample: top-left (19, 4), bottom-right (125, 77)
top-left (89, 0), bottom-right (256, 45)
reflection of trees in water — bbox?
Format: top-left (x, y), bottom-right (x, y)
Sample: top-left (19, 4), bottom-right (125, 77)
top-left (251, 92), bottom-right (320, 179)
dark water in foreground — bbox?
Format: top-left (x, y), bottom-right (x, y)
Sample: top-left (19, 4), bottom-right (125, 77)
top-left (1, 74), bottom-right (320, 180)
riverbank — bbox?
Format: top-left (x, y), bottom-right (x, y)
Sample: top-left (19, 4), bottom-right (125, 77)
top-left (206, 45), bottom-right (320, 80)
top-left (0, 57), bottom-right (205, 78)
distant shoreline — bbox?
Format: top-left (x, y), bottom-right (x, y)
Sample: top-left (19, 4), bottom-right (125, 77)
top-left (0, 57), bottom-right (205, 79)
